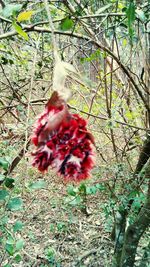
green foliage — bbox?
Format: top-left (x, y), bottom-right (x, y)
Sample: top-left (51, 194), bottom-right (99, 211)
top-left (7, 197), bottom-right (23, 211)
top-left (44, 247), bottom-right (61, 266)
top-left (13, 221), bottom-right (24, 232)
top-left (14, 254), bottom-right (22, 263)
top-left (60, 17), bottom-right (74, 31)
top-left (49, 222), bottom-right (68, 235)
top-left (29, 179), bottom-right (47, 189)
top-left (125, 1), bottom-right (136, 43)
top-left (17, 10), bottom-right (34, 22)
top-left (4, 177), bottom-right (15, 188)
top-left (0, 0), bottom-right (149, 266)
top-left (0, 189), bottom-right (9, 200)
top-left (2, 4), bottom-right (22, 18)
top-left (0, 160), bottom-right (15, 188)
top-left (5, 242), bottom-right (15, 255)
top-left (4, 237), bottom-right (24, 256)
top-left (0, 158), bottom-right (9, 171)
top-left (15, 238), bottom-right (24, 250)
top-left (0, 215), bottom-right (25, 263)
top-left (65, 182), bottom-right (106, 209)
top-left (12, 22), bottom-right (29, 40)
top-left (77, 183), bottom-right (106, 196)
top-left (56, 222), bottom-right (67, 232)
top-left (80, 49), bottom-right (107, 63)
top-left (67, 184), bottom-right (77, 196)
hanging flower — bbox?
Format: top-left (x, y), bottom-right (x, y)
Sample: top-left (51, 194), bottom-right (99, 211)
top-left (31, 92), bottom-right (95, 182)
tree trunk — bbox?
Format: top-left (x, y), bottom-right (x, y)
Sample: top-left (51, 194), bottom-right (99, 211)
top-left (112, 142), bottom-right (150, 267)
top-left (120, 182), bottom-right (150, 267)
top-left (134, 133), bottom-right (150, 175)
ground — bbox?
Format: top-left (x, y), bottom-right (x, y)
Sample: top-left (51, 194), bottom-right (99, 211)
top-left (0, 154), bottom-right (113, 267)
top-left (0, 129), bottom-right (149, 267)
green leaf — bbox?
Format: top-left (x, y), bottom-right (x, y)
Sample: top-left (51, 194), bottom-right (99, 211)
top-left (1, 216), bottom-right (9, 225)
top-left (107, 119), bottom-right (114, 129)
top-left (126, 110), bottom-right (133, 120)
top-left (126, 2), bottom-right (135, 28)
top-left (86, 185), bottom-right (97, 195)
top-left (7, 197), bottom-right (23, 211)
top-left (0, 158), bottom-right (9, 171)
top-left (69, 195), bottom-right (82, 206)
top-left (5, 177), bottom-right (15, 188)
top-left (60, 17), bottom-right (74, 31)
top-left (5, 243), bottom-right (14, 255)
top-left (17, 10), bottom-right (34, 22)
top-left (49, 223), bottom-right (55, 232)
top-left (16, 238), bottom-right (24, 251)
top-left (96, 4), bottom-right (112, 14)
top-left (126, 1), bottom-right (135, 43)
top-left (2, 4), bottom-right (22, 18)
top-left (67, 185), bottom-right (76, 196)
top-left (13, 221), bottom-right (23, 232)
top-left (132, 199), bottom-right (141, 209)
top-left (79, 183), bottom-right (86, 192)
top-left (12, 22), bottom-right (29, 40)
top-left (0, 189), bottom-right (9, 201)
top-left (14, 254), bottom-right (22, 263)
top-left (29, 180), bottom-right (47, 189)
top-left (6, 237), bottom-right (14, 245)
top-left (95, 183), bottom-right (106, 191)
top-left (57, 222), bottom-right (66, 232)
top-left (122, 38), bottom-right (127, 46)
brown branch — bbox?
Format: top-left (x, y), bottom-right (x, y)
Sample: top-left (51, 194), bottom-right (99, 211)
top-left (0, 15), bottom-right (11, 23)
top-left (0, 0), bottom-right (5, 8)
top-left (62, 0), bottom-right (150, 114)
top-left (4, 139), bottom-right (30, 176)
top-left (0, 11), bottom-right (147, 114)
top-left (0, 26), bottom-right (148, 113)
top-left (0, 63), bottom-right (25, 105)
top-left (134, 133), bottom-right (150, 175)
top-left (0, 97), bottom-right (148, 131)
top-left (80, 13), bottom-right (126, 19)
top-left (0, 139), bottom-right (30, 185)
top-left (68, 104), bottom-right (148, 131)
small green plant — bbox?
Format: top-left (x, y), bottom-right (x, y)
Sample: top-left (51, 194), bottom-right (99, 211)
top-left (44, 247), bottom-right (61, 267)
top-left (64, 182), bottom-right (106, 214)
top-left (49, 221), bottom-right (68, 236)
top-left (0, 216), bottom-right (24, 265)
top-left (0, 157), bottom-right (24, 266)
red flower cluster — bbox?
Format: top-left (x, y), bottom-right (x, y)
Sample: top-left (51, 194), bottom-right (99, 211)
top-left (31, 93), bottom-right (95, 182)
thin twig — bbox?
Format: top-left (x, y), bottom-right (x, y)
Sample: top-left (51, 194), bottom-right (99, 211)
top-left (24, 34), bottom-right (41, 153)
